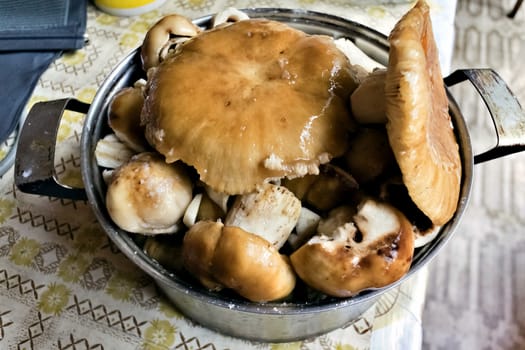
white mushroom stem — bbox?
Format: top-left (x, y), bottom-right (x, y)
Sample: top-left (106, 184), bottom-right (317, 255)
top-left (288, 207), bottom-right (321, 251)
top-left (225, 183), bottom-right (301, 249)
top-left (183, 193), bottom-right (203, 227)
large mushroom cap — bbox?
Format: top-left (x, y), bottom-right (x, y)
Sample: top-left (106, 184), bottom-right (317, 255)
top-left (385, 0), bottom-right (461, 225)
top-left (142, 18), bottom-right (359, 195)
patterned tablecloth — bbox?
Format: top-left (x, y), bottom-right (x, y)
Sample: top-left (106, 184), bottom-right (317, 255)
top-left (0, 1), bottom-right (456, 349)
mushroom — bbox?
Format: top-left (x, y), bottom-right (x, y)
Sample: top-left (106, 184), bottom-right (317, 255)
top-left (384, 0), bottom-right (461, 225)
top-left (284, 164), bottom-right (359, 212)
top-left (95, 133), bottom-right (135, 169)
top-left (334, 38), bottom-right (384, 78)
top-left (212, 7), bottom-right (249, 27)
top-left (141, 18), bottom-right (361, 195)
top-left (106, 152), bottom-right (193, 234)
top-left (181, 220), bottom-right (224, 291)
top-left (182, 220), bottom-right (296, 302)
top-left (344, 127), bottom-right (396, 184)
top-left (287, 207), bottom-right (321, 251)
top-left (183, 192), bottom-right (225, 227)
top-left (224, 183), bottom-right (301, 249)
top-left (350, 69), bottom-right (388, 125)
top-left (290, 198), bottom-right (414, 297)
top-left (140, 14), bottom-right (201, 71)
top-left (108, 81), bottom-right (149, 152)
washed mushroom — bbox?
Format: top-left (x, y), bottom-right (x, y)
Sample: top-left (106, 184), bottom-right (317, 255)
top-left (350, 69), bottom-right (388, 125)
top-left (384, 0), bottom-right (461, 225)
top-left (224, 183), bottom-right (301, 249)
top-left (141, 18), bottom-right (361, 195)
top-left (106, 152), bottom-right (193, 234)
top-left (182, 220), bottom-right (296, 302)
top-left (344, 127), bottom-right (396, 184)
top-left (107, 80), bottom-right (148, 152)
top-left (290, 198), bottom-right (414, 297)
top-left (140, 14), bottom-right (201, 71)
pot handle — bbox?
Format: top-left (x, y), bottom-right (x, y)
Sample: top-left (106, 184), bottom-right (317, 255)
top-left (15, 98), bottom-right (89, 200)
top-left (444, 69), bottom-right (525, 164)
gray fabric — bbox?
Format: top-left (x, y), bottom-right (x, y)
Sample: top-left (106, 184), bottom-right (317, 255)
top-left (0, 0), bottom-right (87, 51)
top-left (0, 0), bottom-right (87, 144)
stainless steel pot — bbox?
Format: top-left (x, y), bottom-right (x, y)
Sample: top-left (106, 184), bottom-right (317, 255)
top-left (14, 8), bottom-right (525, 343)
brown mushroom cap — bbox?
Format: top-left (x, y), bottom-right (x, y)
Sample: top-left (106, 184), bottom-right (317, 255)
top-left (108, 86), bottom-right (148, 152)
top-left (106, 152), bottom-right (193, 234)
top-left (384, 0), bottom-right (461, 225)
top-left (290, 198), bottom-right (414, 297)
top-left (142, 19), bottom-right (359, 195)
top-left (182, 220), bottom-right (296, 302)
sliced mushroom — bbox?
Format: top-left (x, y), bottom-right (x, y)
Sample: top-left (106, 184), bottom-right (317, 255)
top-left (350, 69), bottom-right (387, 125)
top-left (225, 183), bottom-right (301, 249)
top-left (108, 83), bottom-right (148, 152)
top-left (106, 152), bottom-right (193, 234)
top-left (182, 220), bottom-right (296, 302)
top-left (385, 0), bottom-right (461, 225)
top-left (290, 198), bottom-right (414, 297)
top-left (140, 14), bottom-right (201, 71)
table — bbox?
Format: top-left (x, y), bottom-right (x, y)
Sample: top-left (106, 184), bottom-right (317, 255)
top-left (0, 1), bottom-right (457, 349)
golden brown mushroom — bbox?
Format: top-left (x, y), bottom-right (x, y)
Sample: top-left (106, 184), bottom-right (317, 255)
top-left (106, 152), bottom-right (193, 234)
top-left (108, 82), bottom-right (148, 152)
top-left (182, 220), bottom-right (296, 302)
top-left (290, 198), bottom-right (414, 297)
top-left (384, 0), bottom-right (461, 225)
top-left (142, 19), bottom-right (360, 195)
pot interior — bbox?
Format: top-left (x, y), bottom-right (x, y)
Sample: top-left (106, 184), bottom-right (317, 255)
top-left (80, 8), bottom-right (474, 317)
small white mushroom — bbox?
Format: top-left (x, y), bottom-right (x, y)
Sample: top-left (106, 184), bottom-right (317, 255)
top-left (106, 153), bottom-right (193, 234)
top-left (95, 134), bottom-right (135, 169)
top-left (141, 14), bottom-right (201, 71)
top-left (212, 7), bottom-right (249, 27)
top-left (225, 183), bottom-right (301, 249)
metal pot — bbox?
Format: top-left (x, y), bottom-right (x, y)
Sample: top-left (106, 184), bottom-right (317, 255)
top-left (14, 8), bottom-right (525, 343)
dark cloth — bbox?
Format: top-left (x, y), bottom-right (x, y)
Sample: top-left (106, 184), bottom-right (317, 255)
top-left (0, 0), bottom-right (87, 143)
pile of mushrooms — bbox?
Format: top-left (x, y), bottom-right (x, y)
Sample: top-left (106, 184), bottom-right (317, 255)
top-left (95, 1), bottom-right (461, 302)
